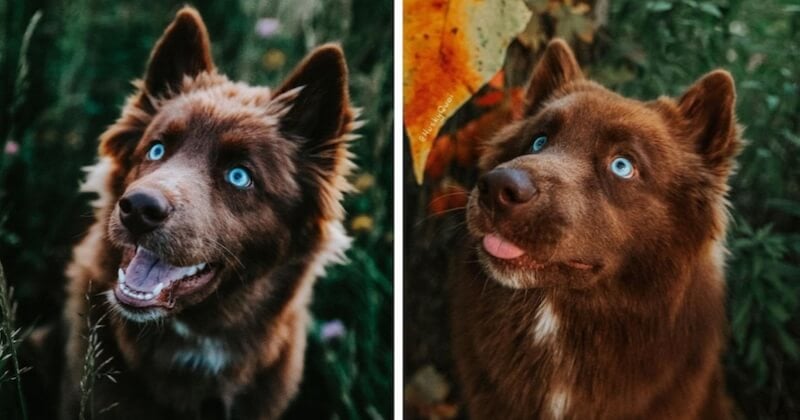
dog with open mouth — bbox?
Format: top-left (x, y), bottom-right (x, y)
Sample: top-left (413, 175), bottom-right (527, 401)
top-left (450, 39), bottom-right (739, 419)
top-left (60, 7), bottom-right (357, 419)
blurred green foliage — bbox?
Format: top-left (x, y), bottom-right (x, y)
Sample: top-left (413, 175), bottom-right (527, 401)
top-left (0, 0), bottom-right (392, 419)
top-left (592, 0), bottom-right (800, 417)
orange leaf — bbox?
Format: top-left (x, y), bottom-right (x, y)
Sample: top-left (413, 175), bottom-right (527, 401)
top-left (488, 70), bottom-right (505, 89)
top-left (404, 0), bottom-right (532, 184)
top-left (424, 134), bottom-right (455, 182)
top-left (473, 90), bottom-right (505, 107)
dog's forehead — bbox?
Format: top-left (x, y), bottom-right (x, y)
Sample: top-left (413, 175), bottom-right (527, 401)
top-left (145, 87), bottom-right (285, 143)
top-left (547, 91), bottom-right (650, 123)
top-left (541, 91), bottom-right (670, 145)
top-left (165, 88), bottom-right (278, 123)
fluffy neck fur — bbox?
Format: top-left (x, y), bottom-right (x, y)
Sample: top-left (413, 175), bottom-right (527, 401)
top-left (451, 238), bottom-right (729, 419)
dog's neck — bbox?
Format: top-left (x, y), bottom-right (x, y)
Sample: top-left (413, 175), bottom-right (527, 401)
top-left (461, 240), bottom-right (726, 417)
top-left (477, 237), bottom-right (725, 321)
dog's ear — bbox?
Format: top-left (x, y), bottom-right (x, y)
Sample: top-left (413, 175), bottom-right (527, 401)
top-left (273, 44), bottom-right (350, 151)
top-left (524, 39), bottom-right (583, 115)
top-left (678, 70), bottom-right (740, 174)
top-left (100, 7), bottom-right (213, 162)
top-left (142, 7), bottom-right (214, 98)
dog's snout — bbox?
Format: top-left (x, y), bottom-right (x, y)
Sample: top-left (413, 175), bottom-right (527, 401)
top-left (119, 188), bottom-right (172, 235)
top-left (478, 168), bottom-right (537, 211)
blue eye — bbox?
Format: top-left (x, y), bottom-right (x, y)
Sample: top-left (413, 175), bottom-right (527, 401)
top-left (530, 135), bottom-right (547, 153)
top-left (610, 157), bottom-right (635, 178)
top-left (147, 142), bottom-right (165, 160)
top-left (226, 167), bottom-right (252, 189)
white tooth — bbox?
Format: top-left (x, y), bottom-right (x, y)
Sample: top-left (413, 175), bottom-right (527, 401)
top-left (153, 282), bottom-right (164, 295)
top-left (186, 266), bottom-right (197, 277)
top-left (197, 263), bottom-right (207, 271)
top-left (118, 268), bottom-right (126, 283)
top-left (144, 293), bottom-right (153, 300)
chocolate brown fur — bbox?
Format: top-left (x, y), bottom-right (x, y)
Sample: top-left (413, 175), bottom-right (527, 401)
top-left (61, 7), bottom-right (357, 419)
top-left (451, 39), bottom-right (739, 419)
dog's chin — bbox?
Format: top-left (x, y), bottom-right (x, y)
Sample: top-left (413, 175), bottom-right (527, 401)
top-left (475, 233), bottom-right (600, 289)
top-left (106, 291), bottom-right (170, 322)
top-left (108, 245), bottom-right (221, 322)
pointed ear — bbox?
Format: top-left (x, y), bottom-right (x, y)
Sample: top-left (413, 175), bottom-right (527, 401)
top-left (143, 7), bottom-right (214, 98)
top-left (273, 44), bottom-right (350, 146)
top-left (678, 70), bottom-right (739, 173)
top-left (524, 39), bottom-right (583, 115)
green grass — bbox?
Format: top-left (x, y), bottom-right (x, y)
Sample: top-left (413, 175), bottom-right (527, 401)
top-left (0, 1), bottom-right (392, 419)
top-left (0, 261), bottom-right (29, 420)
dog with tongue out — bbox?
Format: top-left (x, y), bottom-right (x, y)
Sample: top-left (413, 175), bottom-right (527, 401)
top-left (451, 39), bottom-right (737, 419)
top-left (60, 7), bottom-right (357, 420)
top-left (115, 247), bottom-right (210, 309)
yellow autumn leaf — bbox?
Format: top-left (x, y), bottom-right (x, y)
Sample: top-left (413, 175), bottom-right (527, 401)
top-left (404, 0), bottom-right (532, 184)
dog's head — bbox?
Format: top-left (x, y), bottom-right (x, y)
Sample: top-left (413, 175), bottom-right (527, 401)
top-left (468, 39), bottom-right (740, 290)
top-left (95, 8), bottom-right (353, 321)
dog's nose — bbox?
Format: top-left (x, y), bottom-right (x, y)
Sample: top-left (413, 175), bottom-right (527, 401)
top-left (118, 188), bottom-right (172, 235)
top-left (477, 168), bottom-right (537, 211)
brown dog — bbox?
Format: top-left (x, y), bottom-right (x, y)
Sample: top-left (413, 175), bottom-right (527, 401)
top-left (451, 39), bottom-right (739, 419)
top-left (60, 7), bottom-right (357, 419)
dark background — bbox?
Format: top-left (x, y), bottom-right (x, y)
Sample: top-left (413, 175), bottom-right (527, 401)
top-left (0, 0), bottom-right (392, 419)
top-left (404, 1), bottom-right (800, 419)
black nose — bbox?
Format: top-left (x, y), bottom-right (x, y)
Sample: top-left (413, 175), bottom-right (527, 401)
top-left (118, 188), bottom-right (172, 235)
top-left (477, 168), bottom-right (537, 211)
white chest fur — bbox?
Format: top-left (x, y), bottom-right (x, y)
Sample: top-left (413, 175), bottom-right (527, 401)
top-left (530, 299), bottom-right (571, 419)
top-left (170, 320), bottom-right (230, 375)
top-left (532, 299), bottom-right (559, 344)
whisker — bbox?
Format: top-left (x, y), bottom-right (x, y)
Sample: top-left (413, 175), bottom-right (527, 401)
top-left (413, 206), bottom-right (467, 229)
top-left (206, 240), bottom-right (245, 271)
top-left (427, 191), bottom-right (470, 207)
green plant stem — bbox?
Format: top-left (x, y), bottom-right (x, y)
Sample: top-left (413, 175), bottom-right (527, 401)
top-left (0, 261), bottom-right (27, 420)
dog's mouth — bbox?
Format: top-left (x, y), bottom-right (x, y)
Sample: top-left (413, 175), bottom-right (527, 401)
top-left (113, 246), bottom-right (217, 309)
top-left (480, 233), bottom-right (596, 271)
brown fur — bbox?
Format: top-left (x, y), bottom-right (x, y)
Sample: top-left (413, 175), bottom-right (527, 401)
top-left (451, 39), bottom-right (739, 419)
top-left (61, 7), bottom-right (357, 419)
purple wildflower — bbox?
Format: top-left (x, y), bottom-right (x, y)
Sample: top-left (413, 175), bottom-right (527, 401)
top-left (4, 140), bottom-right (19, 156)
top-left (320, 319), bottom-right (346, 342)
top-left (255, 18), bottom-right (280, 38)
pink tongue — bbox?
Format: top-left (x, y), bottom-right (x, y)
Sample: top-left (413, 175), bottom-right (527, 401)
top-left (482, 234), bottom-right (526, 260)
top-left (124, 248), bottom-right (182, 293)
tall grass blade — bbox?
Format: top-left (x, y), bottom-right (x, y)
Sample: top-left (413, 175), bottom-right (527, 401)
top-left (0, 260), bottom-right (27, 420)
